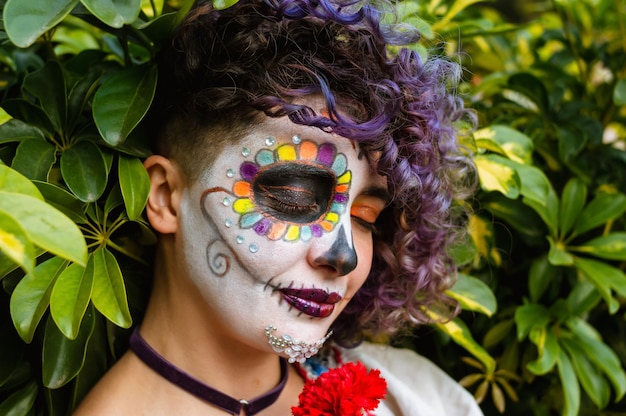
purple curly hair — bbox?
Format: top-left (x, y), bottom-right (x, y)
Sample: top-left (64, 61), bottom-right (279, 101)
top-left (150, 0), bottom-right (475, 346)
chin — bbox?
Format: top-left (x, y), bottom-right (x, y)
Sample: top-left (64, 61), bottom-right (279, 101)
top-left (264, 322), bottom-right (334, 363)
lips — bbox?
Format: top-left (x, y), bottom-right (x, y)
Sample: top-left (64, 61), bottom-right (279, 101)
top-left (279, 288), bottom-right (343, 318)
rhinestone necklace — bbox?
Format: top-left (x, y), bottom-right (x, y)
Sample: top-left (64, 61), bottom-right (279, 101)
top-left (129, 328), bottom-right (289, 415)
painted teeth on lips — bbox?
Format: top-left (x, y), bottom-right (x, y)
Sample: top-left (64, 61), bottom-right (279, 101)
top-left (279, 288), bottom-right (343, 318)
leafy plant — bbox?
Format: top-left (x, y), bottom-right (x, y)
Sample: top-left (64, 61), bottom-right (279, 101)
top-left (0, 0), bottom-right (184, 413)
top-left (408, 0), bottom-right (626, 414)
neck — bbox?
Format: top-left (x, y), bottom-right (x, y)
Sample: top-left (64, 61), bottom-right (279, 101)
top-left (140, 251), bottom-right (284, 400)
top-left (130, 328), bottom-right (289, 415)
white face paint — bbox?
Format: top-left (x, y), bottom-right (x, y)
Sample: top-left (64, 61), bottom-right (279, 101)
top-left (177, 115), bottom-right (388, 360)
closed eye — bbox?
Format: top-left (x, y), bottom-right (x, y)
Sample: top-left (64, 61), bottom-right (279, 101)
top-left (252, 164), bottom-right (336, 223)
top-left (350, 195), bottom-right (387, 234)
top-left (259, 184), bottom-right (319, 214)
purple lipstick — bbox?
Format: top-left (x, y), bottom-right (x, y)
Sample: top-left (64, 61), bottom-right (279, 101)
top-left (279, 288), bottom-right (342, 318)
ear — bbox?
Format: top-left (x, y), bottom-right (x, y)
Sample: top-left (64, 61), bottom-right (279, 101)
top-left (144, 155), bottom-right (186, 234)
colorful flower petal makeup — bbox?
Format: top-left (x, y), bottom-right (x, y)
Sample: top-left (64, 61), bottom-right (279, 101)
top-left (231, 136), bottom-right (352, 243)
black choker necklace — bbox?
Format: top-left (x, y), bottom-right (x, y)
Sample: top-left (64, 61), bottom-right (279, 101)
top-left (129, 328), bottom-right (289, 415)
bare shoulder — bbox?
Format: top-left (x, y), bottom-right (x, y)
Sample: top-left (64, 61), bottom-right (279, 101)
top-left (73, 351), bottom-right (152, 415)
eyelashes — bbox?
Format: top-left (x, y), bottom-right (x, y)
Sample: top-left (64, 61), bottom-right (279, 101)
top-left (352, 216), bottom-right (378, 233)
top-left (259, 183), bottom-right (320, 215)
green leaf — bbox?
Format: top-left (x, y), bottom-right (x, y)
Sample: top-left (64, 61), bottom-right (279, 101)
top-left (507, 72), bottom-right (549, 112)
top-left (567, 317), bottom-right (626, 401)
top-left (104, 183), bottom-right (125, 215)
top-left (490, 157), bottom-right (559, 234)
top-left (474, 125), bottom-right (534, 164)
top-left (10, 256), bottom-right (67, 343)
top-left (566, 281), bottom-right (601, 316)
top-left (212, 0), bottom-right (239, 10)
top-left (573, 232), bottom-right (626, 261)
top-left (2, 99), bottom-right (56, 137)
top-left (558, 127), bottom-right (587, 164)
top-left (529, 255), bottom-right (559, 302)
top-left (0, 381), bottom-right (38, 416)
top-left (483, 319), bottom-right (515, 349)
top-left (560, 338), bottom-right (610, 409)
top-left (70, 311), bottom-right (108, 408)
top-left (137, 10), bottom-right (179, 45)
top-left (0, 119), bottom-right (45, 144)
top-left (67, 67), bottom-right (102, 132)
top-left (448, 236), bottom-right (476, 266)
top-left (433, 315), bottom-right (496, 373)
top-left (93, 65), bottom-right (158, 145)
top-left (23, 61), bottom-right (67, 133)
top-left (91, 247), bottom-right (132, 328)
top-left (527, 326), bottom-right (559, 375)
top-left (573, 257), bottom-right (626, 314)
top-left (60, 140), bottom-right (108, 202)
top-left (547, 236), bottom-right (574, 266)
top-left (50, 258), bottom-right (94, 339)
top-left (447, 273), bottom-right (497, 316)
top-left (557, 348), bottom-right (580, 416)
top-left (514, 303), bottom-right (550, 341)
top-left (12, 139), bottom-right (56, 181)
top-left (118, 155), bottom-right (150, 220)
top-left (33, 181), bottom-right (87, 224)
top-left (572, 192), bottom-right (626, 237)
top-left (4, 173), bottom-right (43, 209)
top-left (0, 211), bottom-right (35, 274)
top-left (482, 194), bottom-right (546, 242)
top-left (474, 154), bottom-right (521, 199)
top-left (578, 257), bottom-right (626, 296)
top-left (431, 0), bottom-right (485, 32)
top-left (516, 164), bottom-right (559, 235)
top-left (0, 108), bottom-right (12, 125)
top-left (42, 309), bottom-right (94, 388)
top-left (80, 0), bottom-right (141, 28)
top-left (614, 79), bottom-right (626, 106)
top-left (559, 177), bottom-right (587, 237)
top-left (3, 0), bottom-right (80, 48)
top-left (0, 191), bottom-right (87, 265)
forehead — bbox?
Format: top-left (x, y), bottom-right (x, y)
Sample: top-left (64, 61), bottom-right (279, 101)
top-left (197, 116), bottom-right (382, 188)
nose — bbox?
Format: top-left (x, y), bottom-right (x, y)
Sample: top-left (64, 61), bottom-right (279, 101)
top-left (311, 224), bottom-right (358, 276)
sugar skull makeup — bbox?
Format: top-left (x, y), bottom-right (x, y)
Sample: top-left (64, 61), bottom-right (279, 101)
top-left (179, 116), bottom-right (386, 362)
top-left (230, 136), bottom-right (352, 243)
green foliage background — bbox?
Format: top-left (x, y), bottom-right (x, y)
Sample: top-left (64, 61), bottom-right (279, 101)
top-left (0, 0), bottom-right (625, 414)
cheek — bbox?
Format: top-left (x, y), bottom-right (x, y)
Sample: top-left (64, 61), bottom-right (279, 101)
top-left (349, 232), bottom-right (374, 291)
top-left (202, 189), bottom-right (313, 276)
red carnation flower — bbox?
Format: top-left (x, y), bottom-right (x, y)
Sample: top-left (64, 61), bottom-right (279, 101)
top-left (292, 361), bottom-right (387, 416)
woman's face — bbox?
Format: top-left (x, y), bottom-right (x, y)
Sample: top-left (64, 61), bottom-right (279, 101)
top-left (176, 114), bottom-right (388, 361)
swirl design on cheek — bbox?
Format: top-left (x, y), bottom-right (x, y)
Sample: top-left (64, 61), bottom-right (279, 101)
top-left (205, 240), bottom-right (230, 276)
top-left (200, 187), bottom-right (236, 277)
top-left (231, 140), bottom-right (352, 242)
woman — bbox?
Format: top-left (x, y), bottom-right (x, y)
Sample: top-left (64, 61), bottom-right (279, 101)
top-left (75, 0), bottom-right (481, 414)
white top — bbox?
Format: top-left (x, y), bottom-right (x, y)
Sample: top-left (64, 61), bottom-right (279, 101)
top-left (340, 342), bottom-right (484, 416)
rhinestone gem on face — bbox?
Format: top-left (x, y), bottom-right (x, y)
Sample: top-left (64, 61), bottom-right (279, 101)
top-left (291, 134), bottom-right (302, 144)
top-left (249, 243), bottom-right (259, 253)
top-left (236, 235), bottom-right (244, 244)
top-left (265, 325), bottom-right (332, 364)
top-left (265, 136), bottom-right (276, 146)
top-left (226, 169), bottom-right (235, 178)
top-left (222, 197), bottom-right (231, 207)
top-left (224, 218), bottom-right (233, 228)
top-left (242, 147), bottom-right (251, 157)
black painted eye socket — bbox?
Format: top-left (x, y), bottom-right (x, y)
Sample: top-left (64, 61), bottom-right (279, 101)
top-left (252, 163), bottom-right (335, 223)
